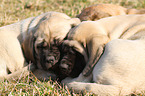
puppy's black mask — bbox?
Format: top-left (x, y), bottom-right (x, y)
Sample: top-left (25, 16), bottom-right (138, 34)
top-left (35, 39), bottom-right (61, 70)
top-left (55, 43), bottom-right (86, 81)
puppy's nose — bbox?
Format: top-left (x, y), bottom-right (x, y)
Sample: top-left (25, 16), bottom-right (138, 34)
top-left (46, 56), bottom-right (55, 69)
top-left (47, 56), bottom-right (55, 63)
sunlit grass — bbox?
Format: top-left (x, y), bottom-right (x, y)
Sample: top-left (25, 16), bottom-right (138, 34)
top-left (0, 0), bottom-right (144, 26)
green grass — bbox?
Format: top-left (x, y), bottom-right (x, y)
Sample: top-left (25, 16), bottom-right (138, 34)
top-left (0, 0), bottom-right (144, 26)
top-left (0, 74), bottom-right (70, 95)
top-left (0, 0), bottom-right (145, 95)
top-left (0, 73), bottom-right (94, 95)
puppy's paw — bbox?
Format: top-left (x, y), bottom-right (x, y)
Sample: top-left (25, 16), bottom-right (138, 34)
top-left (27, 63), bottom-right (36, 71)
top-left (61, 77), bottom-right (74, 84)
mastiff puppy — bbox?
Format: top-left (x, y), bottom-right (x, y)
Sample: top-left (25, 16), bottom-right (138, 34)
top-left (62, 38), bottom-right (145, 96)
top-left (77, 4), bottom-right (145, 21)
top-left (61, 14), bottom-right (145, 95)
top-left (0, 11), bottom-right (80, 81)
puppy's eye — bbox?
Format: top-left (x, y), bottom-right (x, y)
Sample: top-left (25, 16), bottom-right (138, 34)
top-left (37, 42), bottom-right (48, 49)
top-left (69, 49), bottom-right (75, 55)
top-left (63, 47), bottom-right (75, 55)
top-left (37, 44), bottom-right (43, 48)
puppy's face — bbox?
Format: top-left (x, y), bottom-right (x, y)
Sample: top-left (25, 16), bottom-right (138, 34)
top-left (22, 12), bottom-right (81, 78)
top-left (34, 39), bottom-right (60, 70)
top-left (22, 24), bottom-right (61, 71)
top-left (34, 13), bottom-right (80, 70)
top-left (57, 43), bottom-right (86, 80)
top-left (59, 44), bottom-right (76, 77)
top-left (22, 13), bottom-right (80, 71)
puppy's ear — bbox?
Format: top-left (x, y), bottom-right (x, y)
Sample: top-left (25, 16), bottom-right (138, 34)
top-left (22, 20), bottom-right (51, 65)
top-left (69, 48), bottom-right (86, 78)
top-left (76, 14), bottom-right (80, 18)
top-left (68, 18), bottom-right (81, 26)
top-left (22, 32), bottom-right (36, 64)
top-left (63, 40), bottom-right (88, 62)
top-left (91, 10), bottom-right (111, 21)
top-left (76, 6), bottom-right (94, 21)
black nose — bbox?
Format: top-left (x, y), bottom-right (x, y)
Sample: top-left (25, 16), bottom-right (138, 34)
top-left (46, 56), bottom-right (55, 69)
top-left (47, 56), bottom-right (55, 63)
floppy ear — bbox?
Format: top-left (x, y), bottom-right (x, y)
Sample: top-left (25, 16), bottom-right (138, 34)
top-left (91, 10), bottom-right (111, 21)
top-left (76, 14), bottom-right (80, 18)
top-left (68, 18), bottom-right (81, 26)
top-left (22, 20), bottom-right (51, 65)
top-left (76, 7), bottom-right (94, 21)
top-left (82, 35), bottom-right (109, 76)
top-left (76, 6), bottom-right (111, 21)
top-left (22, 32), bottom-right (36, 64)
top-left (63, 40), bottom-right (88, 62)
top-left (69, 47), bottom-right (86, 78)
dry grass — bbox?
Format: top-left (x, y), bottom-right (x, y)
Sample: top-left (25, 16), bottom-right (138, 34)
top-left (0, 0), bottom-right (144, 26)
top-left (0, 0), bottom-right (145, 95)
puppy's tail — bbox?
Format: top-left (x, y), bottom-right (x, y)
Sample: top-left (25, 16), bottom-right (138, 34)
top-left (66, 82), bottom-right (130, 96)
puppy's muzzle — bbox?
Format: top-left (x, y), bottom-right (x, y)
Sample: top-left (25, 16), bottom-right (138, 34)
top-left (46, 56), bottom-right (56, 69)
top-left (60, 59), bottom-right (69, 69)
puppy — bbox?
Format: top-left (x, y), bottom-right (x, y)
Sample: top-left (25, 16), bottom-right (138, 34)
top-left (61, 14), bottom-right (145, 95)
top-left (77, 4), bottom-right (145, 21)
top-left (62, 38), bottom-right (145, 95)
top-left (0, 11), bottom-right (80, 81)
top-left (62, 14), bottom-right (145, 77)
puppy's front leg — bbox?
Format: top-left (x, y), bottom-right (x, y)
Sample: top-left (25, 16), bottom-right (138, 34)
top-left (1, 64), bottom-right (36, 81)
top-left (61, 73), bottom-right (92, 84)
